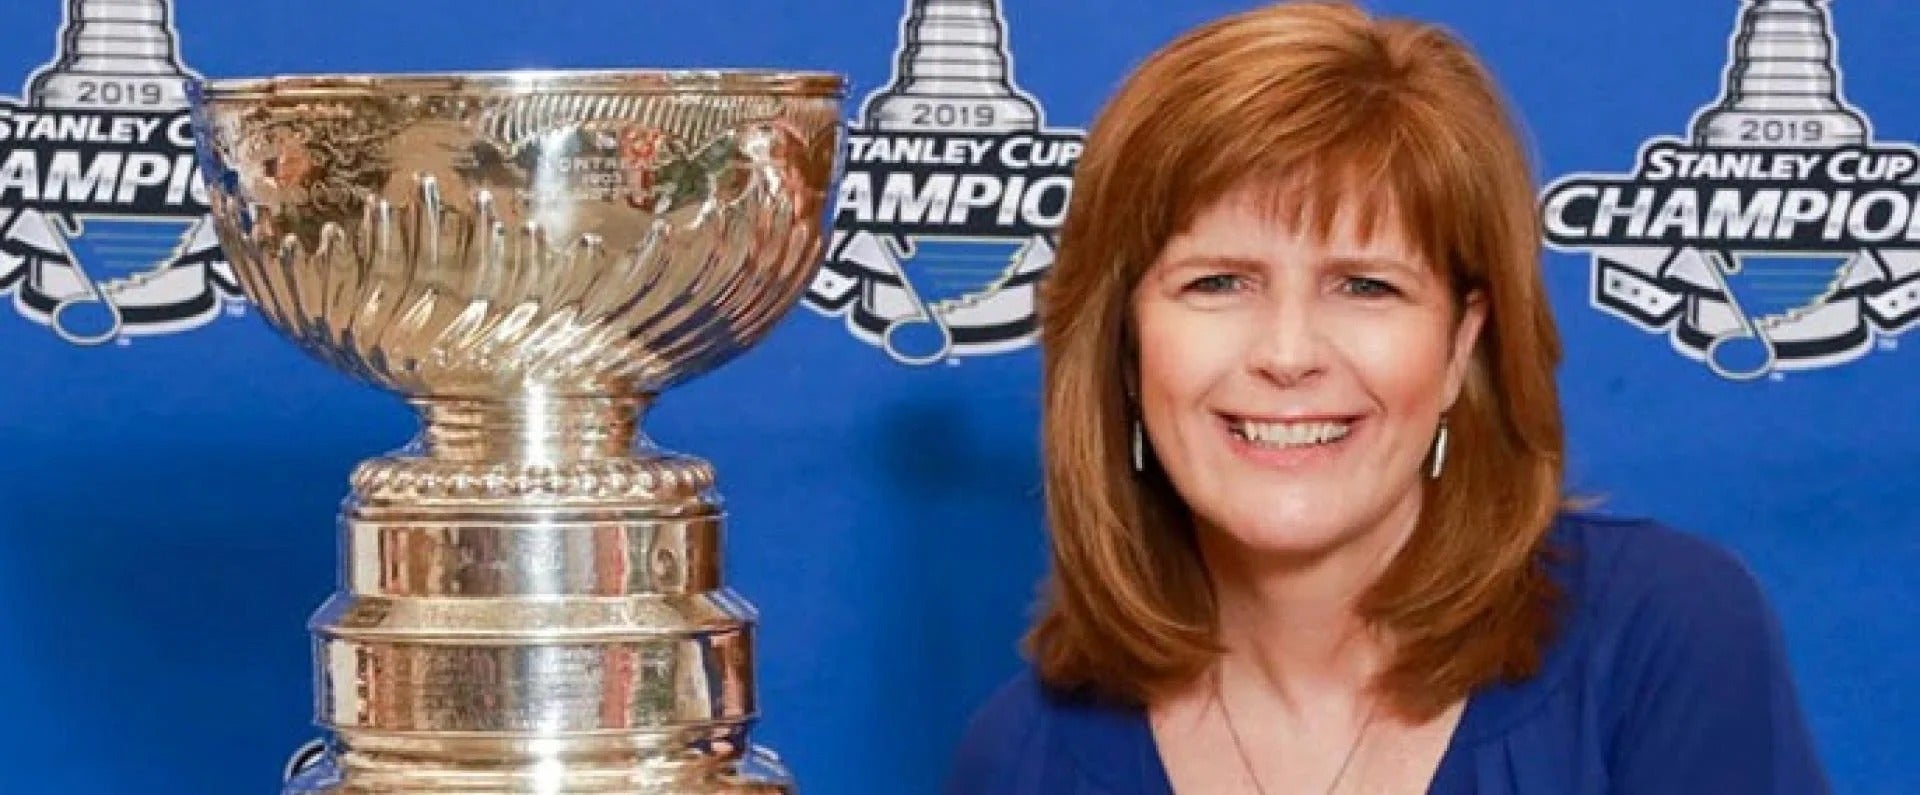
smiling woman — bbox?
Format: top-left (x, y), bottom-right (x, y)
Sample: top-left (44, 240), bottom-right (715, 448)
top-left (943, 2), bottom-right (1830, 794)
top-left (1131, 194), bottom-right (1482, 572)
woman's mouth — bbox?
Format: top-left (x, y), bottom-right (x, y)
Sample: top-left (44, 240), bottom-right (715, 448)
top-left (1227, 417), bottom-right (1354, 449)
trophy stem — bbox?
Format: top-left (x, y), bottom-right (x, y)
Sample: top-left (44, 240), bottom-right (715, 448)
top-left (281, 393), bottom-right (791, 794)
top-left (412, 394), bottom-right (650, 464)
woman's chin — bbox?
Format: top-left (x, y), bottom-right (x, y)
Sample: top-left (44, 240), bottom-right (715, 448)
top-left (1197, 501), bottom-right (1415, 568)
top-left (1208, 518), bottom-right (1357, 561)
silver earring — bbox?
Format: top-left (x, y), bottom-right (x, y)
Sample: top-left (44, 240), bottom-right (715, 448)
top-left (1428, 417), bottom-right (1450, 480)
top-left (1131, 417), bottom-right (1145, 473)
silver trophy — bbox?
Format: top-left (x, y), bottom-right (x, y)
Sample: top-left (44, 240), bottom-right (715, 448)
top-left (185, 68), bottom-right (845, 794)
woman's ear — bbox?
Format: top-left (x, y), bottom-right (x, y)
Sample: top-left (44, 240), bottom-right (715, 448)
top-left (1443, 289), bottom-right (1488, 411)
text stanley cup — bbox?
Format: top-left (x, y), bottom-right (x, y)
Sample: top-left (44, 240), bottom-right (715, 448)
top-left (185, 69), bottom-right (846, 794)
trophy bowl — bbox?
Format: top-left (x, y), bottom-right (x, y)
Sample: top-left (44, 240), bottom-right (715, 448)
top-left (187, 68), bottom-right (846, 794)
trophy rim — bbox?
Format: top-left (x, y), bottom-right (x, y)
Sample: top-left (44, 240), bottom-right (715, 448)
top-left (187, 67), bottom-right (847, 100)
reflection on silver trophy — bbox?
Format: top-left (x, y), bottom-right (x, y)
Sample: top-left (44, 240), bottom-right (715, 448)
top-left (186, 68), bottom-right (845, 793)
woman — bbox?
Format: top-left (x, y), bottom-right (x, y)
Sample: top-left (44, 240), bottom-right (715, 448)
top-left (945, 2), bottom-right (1829, 793)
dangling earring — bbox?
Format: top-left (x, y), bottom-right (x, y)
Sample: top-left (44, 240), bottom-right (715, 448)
top-left (1428, 416), bottom-right (1450, 480)
top-left (1131, 417), bottom-right (1146, 474)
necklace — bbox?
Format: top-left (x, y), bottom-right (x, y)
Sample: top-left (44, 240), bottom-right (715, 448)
top-left (1213, 664), bottom-right (1380, 795)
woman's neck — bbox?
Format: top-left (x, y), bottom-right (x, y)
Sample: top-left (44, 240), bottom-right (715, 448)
top-left (1198, 492), bottom-right (1423, 713)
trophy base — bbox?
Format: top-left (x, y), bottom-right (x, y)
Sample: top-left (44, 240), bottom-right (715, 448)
top-left (284, 744), bottom-right (794, 795)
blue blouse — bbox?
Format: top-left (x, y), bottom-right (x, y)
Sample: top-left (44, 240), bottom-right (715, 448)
top-left (943, 513), bottom-right (1831, 794)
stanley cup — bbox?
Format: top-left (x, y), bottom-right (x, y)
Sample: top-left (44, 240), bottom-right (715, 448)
top-left (1693, 0), bottom-right (1866, 147)
top-left (30, 0), bottom-right (194, 108)
top-left (185, 69), bottom-right (845, 794)
top-left (863, 0), bottom-right (1039, 131)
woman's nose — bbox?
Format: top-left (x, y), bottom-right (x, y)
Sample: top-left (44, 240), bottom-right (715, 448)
top-left (1245, 295), bottom-right (1326, 385)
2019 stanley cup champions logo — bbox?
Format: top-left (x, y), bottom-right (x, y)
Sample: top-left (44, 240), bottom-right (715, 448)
top-left (1542, 0), bottom-right (1920, 380)
top-left (0, 0), bottom-right (237, 346)
top-left (802, 0), bottom-right (1085, 365)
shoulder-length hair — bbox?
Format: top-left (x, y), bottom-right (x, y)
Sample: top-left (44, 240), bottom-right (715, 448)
top-left (1027, 0), bottom-right (1567, 720)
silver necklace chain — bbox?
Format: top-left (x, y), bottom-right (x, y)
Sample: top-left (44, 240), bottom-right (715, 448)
top-left (1213, 664), bottom-right (1380, 795)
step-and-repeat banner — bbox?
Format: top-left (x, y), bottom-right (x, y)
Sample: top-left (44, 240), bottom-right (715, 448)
top-left (0, 0), bottom-right (1910, 792)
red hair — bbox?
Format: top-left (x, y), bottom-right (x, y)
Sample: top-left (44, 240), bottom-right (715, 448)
top-left (1026, 0), bottom-right (1567, 720)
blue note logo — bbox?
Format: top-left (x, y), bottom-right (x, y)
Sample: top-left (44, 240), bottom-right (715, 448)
top-left (802, 0), bottom-right (1084, 365)
top-left (0, 0), bottom-right (237, 346)
top-left (1540, 0), bottom-right (1920, 380)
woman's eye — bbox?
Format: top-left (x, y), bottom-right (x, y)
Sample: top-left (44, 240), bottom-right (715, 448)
top-left (1185, 274), bottom-right (1245, 293)
top-left (1341, 276), bottom-right (1399, 297)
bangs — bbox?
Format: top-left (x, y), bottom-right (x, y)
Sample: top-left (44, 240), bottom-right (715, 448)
top-left (1146, 73), bottom-right (1491, 297)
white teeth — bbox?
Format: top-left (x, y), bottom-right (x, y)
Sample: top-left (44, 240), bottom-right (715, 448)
top-left (1233, 419), bottom-right (1352, 448)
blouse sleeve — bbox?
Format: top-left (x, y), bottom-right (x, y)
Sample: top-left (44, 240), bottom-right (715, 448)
top-left (1604, 529), bottom-right (1831, 795)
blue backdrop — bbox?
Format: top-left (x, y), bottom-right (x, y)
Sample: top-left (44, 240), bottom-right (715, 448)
top-left (0, 1), bottom-right (1912, 793)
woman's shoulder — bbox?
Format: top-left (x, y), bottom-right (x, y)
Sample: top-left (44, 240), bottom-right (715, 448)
top-left (1462, 510), bottom-right (1790, 739)
top-left (950, 667), bottom-right (1051, 762)
top-left (1547, 509), bottom-right (1775, 633)
top-left (1533, 510), bottom-right (1830, 792)
top-left (943, 668), bottom-right (1055, 795)
top-left (1544, 509), bottom-right (1787, 691)
top-left (944, 667), bottom-right (1151, 795)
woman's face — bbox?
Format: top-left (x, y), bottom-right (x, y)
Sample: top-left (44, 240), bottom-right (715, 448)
top-left (1130, 187), bottom-right (1484, 557)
